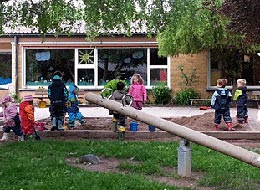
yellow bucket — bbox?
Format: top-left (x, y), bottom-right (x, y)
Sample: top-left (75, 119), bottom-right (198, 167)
top-left (38, 100), bottom-right (47, 108)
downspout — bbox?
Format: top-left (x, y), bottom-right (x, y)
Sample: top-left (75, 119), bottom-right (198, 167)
top-left (14, 36), bottom-right (18, 94)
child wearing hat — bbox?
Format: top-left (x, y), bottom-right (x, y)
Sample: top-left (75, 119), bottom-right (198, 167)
top-left (19, 95), bottom-right (35, 138)
top-left (0, 95), bottom-right (24, 142)
top-left (67, 84), bottom-right (85, 128)
top-left (48, 71), bottom-right (68, 131)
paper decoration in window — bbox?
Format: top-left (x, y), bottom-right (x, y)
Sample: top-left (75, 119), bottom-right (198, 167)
top-left (79, 49), bottom-right (94, 64)
top-left (35, 51), bottom-right (50, 61)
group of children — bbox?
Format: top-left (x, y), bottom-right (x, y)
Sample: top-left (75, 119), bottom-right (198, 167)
top-left (0, 72), bottom-right (147, 142)
top-left (0, 72), bottom-right (246, 142)
top-left (0, 71), bottom-right (85, 142)
top-left (211, 78), bottom-right (248, 131)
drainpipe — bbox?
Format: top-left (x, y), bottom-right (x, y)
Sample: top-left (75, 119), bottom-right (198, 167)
top-left (14, 36), bottom-right (18, 94)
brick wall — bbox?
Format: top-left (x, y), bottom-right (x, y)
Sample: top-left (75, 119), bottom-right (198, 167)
top-left (170, 52), bottom-right (211, 98)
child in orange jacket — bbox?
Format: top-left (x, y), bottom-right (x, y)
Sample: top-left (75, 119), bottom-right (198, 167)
top-left (19, 95), bottom-right (35, 138)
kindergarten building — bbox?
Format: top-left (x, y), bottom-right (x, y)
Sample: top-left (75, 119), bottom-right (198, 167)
top-left (0, 32), bottom-right (260, 103)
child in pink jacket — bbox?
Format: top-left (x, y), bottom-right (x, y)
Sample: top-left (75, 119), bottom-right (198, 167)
top-left (128, 73), bottom-right (147, 110)
top-left (0, 95), bottom-right (24, 142)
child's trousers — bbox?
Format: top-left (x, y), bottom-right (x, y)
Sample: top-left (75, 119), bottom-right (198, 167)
top-left (214, 109), bottom-right (232, 124)
top-left (68, 112), bottom-right (84, 127)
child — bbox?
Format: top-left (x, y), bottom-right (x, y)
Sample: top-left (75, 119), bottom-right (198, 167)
top-left (67, 84), bottom-right (85, 128)
top-left (211, 79), bottom-right (234, 131)
top-left (110, 81), bottom-right (127, 132)
top-left (19, 95), bottom-right (35, 138)
top-left (48, 71), bottom-right (68, 131)
top-left (233, 79), bottom-right (248, 124)
top-left (0, 95), bottom-right (24, 141)
top-left (128, 73), bottom-right (147, 110)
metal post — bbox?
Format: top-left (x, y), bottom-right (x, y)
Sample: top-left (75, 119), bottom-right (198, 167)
top-left (178, 139), bottom-right (192, 177)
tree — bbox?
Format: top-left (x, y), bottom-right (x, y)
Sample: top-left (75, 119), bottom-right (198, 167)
top-left (220, 0), bottom-right (260, 45)
top-left (0, 0), bottom-right (258, 89)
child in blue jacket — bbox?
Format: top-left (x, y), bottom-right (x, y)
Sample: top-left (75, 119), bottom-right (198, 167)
top-left (211, 79), bottom-right (234, 131)
top-left (67, 84), bottom-right (85, 128)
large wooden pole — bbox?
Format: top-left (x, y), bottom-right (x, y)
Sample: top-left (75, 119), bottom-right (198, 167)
top-left (85, 92), bottom-right (260, 168)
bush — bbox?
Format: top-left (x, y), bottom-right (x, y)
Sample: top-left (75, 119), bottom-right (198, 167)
top-left (152, 83), bottom-right (172, 105)
top-left (101, 79), bottom-right (127, 98)
top-left (175, 88), bottom-right (200, 105)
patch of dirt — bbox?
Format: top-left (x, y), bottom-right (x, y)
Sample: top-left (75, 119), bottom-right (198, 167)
top-left (41, 112), bottom-right (251, 132)
top-left (66, 157), bottom-right (212, 189)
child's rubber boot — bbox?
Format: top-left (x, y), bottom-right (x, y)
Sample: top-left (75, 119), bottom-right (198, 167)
top-left (118, 126), bottom-right (126, 140)
top-left (58, 125), bottom-right (64, 131)
top-left (0, 132), bottom-right (8, 142)
top-left (114, 121), bottom-right (118, 132)
top-left (227, 122), bottom-right (235, 131)
top-left (18, 135), bottom-right (24, 142)
top-left (244, 117), bottom-right (248, 123)
top-left (214, 124), bottom-right (219, 130)
top-left (51, 126), bottom-right (58, 131)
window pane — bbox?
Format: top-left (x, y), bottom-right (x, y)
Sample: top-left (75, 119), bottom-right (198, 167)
top-left (98, 49), bottom-right (147, 85)
top-left (150, 69), bottom-right (167, 85)
top-left (0, 53), bottom-right (12, 85)
top-left (26, 49), bottom-right (74, 86)
top-left (150, 49), bottom-right (167, 65)
top-left (78, 69), bottom-right (94, 86)
top-left (78, 49), bottom-right (94, 64)
top-left (210, 50), bottom-right (260, 86)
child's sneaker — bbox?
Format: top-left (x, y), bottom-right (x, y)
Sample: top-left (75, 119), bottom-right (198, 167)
top-left (18, 135), bottom-right (24, 142)
top-left (80, 120), bottom-right (85, 125)
top-left (0, 132), bottom-right (8, 142)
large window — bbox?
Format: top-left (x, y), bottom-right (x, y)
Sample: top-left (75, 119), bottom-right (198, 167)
top-left (149, 49), bottom-right (168, 85)
top-left (25, 49), bottom-right (74, 86)
top-left (25, 47), bottom-right (170, 89)
top-left (210, 50), bottom-right (260, 86)
top-left (0, 52), bottom-right (12, 86)
top-left (98, 49), bottom-right (147, 85)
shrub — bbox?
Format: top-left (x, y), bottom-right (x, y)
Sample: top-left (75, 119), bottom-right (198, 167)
top-left (152, 83), bottom-right (172, 105)
top-left (175, 88), bottom-right (200, 105)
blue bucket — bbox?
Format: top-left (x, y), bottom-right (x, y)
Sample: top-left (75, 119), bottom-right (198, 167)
top-left (148, 125), bottom-right (156, 132)
top-left (130, 121), bottom-right (139, 131)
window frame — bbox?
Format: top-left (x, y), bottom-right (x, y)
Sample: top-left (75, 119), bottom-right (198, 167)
top-left (208, 51), bottom-right (260, 90)
top-left (22, 47), bottom-right (171, 90)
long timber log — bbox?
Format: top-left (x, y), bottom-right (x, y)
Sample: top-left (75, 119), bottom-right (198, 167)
top-left (85, 92), bottom-right (260, 168)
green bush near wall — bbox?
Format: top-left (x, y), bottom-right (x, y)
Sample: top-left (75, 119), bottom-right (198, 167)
top-left (174, 88), bottom-right (200, 105)
top-left (151, 83), bottom-right (172, 105)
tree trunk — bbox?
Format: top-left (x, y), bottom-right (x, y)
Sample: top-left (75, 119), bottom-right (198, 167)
top-left (85, 92), bottom-right (260, 168)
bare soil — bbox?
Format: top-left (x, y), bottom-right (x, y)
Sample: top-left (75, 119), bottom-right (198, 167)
top-left (66, 157), bottom-right (212, 190)
top-left (42, 112), bottom-right (251, 132)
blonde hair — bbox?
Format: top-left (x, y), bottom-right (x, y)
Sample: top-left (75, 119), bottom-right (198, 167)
top-left (130, 73), bottom-right (144, 84)
top-left (217, 79), bottom-right (227, 87)
top-left (237, 79), bottom-right (247, 86)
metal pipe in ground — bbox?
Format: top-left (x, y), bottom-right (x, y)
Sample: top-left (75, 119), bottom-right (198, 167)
top-left (85, 92), bottom-right (260, 168)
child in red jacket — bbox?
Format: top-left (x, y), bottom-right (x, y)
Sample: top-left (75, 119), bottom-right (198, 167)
top-left (19, 95), bottom-right (35, 138)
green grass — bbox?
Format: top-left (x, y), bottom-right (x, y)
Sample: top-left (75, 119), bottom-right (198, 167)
top-left (0, 140), bottom-right (260, 190)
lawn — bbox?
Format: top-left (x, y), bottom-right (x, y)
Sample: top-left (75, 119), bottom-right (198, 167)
top-left (0, 140), bottom-right (260, 190)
